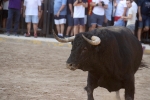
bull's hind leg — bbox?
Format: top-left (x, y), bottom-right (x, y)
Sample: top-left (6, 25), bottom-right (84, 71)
top-left (85, 71), bottom-right (98, 100)
top-left (124, 75), bottom-right (135, 100)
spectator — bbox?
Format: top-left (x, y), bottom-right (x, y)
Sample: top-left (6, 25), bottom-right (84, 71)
top-left (2, 0), bottom-right (9, 29)
top-left (73, 0), bottom-right (87, 35)
top-left (137, 0), bottom-right (150, 42)
top-left (54, 0), bottom-right (67, 38)
top-left (90, 0), bottom-right (109, 30)
top-left (38, 0), bottom-right (44, 30)
top-left (0, 0), bottom-right (2, 28)
top-left (87, 0), bottom-right (93, 31)
top-left (114, 0), bottom-right (127, 26)
top-left (104, 0), bottom-right (113, 26)
top-left (5, 0), bottom-right (23, 36)
top-left (66, 0), bottom-right (74, 37)
top-left (83, 0), bottom-right (88, 32)
top-left (121, 0), bottom-right (137, 34)
top-left (23, 0), bottom-right (41, 38)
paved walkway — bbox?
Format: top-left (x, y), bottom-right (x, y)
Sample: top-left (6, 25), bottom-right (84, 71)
top-left (0, 34), bottom-right (150, 54)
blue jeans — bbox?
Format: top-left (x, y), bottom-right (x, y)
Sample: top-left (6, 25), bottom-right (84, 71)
top-left (6, 8), bottom-right (21, 32)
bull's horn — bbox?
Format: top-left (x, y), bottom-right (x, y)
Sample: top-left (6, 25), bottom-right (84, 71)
top-left (53, 30), bottom-right (75, 43)
top-left (82, 35), bottom-right (101, 45)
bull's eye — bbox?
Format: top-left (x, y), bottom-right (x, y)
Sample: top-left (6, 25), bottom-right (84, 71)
top-left (82, 47), bottom-right (87, 52)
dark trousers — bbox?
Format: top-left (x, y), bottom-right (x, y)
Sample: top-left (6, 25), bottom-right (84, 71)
top-left (6, 8), bottom-right (21, 32)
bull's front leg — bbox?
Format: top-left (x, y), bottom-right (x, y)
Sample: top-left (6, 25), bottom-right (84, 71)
top-left (124, 74), bottom-right (135, 100)
top-left (84, 71), bottom-right (98, 100)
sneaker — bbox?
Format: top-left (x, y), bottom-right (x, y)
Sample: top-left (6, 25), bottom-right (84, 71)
top-left (4, 32), bottom-right (10, 36)
top-left (58, 35), bottom-right (64, 38)
top-left (25, 33), bottom-right (30, 37)
top-left (65, 35), bottom-right (69, 38)
top-left (13, 32), bottom-right (19, 37)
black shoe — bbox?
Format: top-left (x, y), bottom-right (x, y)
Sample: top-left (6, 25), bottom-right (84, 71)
top-left (58, 35), bottom-right (64, 38)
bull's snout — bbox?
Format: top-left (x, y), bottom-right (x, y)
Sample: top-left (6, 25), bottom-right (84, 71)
top-left (66, 63), bottom-right (78, 71)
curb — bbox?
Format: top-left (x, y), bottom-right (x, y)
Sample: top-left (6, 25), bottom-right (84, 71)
top-left (0, 34), bottom-right (150, 54)
top-left (0, 34), bottom-right (72, 48)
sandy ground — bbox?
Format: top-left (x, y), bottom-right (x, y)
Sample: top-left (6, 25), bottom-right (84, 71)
top-left (0, 39), bottom-right (150, 100)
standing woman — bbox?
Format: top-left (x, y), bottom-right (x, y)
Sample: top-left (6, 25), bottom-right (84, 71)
top-left (73, 0), bottom-right (87, 35)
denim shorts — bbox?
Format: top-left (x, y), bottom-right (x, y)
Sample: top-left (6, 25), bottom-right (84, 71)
top-left (126, 24), bottom-right (135, 33)
top-left (67, 14), bottom-right (74, 26)
top-left (74, 18), bottom-right (84, 26)
top-left (25, 15), bottom-right (39, 23)
top-left (91, 13), bottom-right (104, 26)
top-left (138, 15), bottom-right (150, 28)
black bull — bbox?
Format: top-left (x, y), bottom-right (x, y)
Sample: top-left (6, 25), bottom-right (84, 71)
top-left (53, 26), bottom-right (143, 100)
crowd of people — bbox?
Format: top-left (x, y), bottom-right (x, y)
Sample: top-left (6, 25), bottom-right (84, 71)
top-left (0, 0), bottom-right (150, 42)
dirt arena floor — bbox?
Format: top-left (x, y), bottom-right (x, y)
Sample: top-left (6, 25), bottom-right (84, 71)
top-left (0, 38), bottom-right (150, 100)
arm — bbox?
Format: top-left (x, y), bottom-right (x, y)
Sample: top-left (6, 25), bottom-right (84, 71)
top-left (73, 0), bottom-right (79, 6)
top-left (69, 3), bottom-right (73, 16)
top-left (138, 6), bottom-right (142, 21)
top-left (122, 14), bottom-right (132, 19)
top-left (122, 7), bottom-right (127, 16)
top-left (82, 2), bottom-right (88, 8)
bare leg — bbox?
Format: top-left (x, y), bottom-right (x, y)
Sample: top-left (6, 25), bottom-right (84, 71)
top-left (33, 23), bottom-right (38, 37)
top-left (79, 25), bottom-right (84, 33)
top-left (2, 18), bottom-right (7, 28)
top-left (74, 25), bottom-right (79, 35)
top-left (27, 23), bottom-right (31, 34)
top-left (137, 28), bottom-right (142, 41)
top-left (56, 24), bottom-right (61, 34)
top-left (66, 26), bottom-right (72, 36)
top-left (60, 24), bottom-right (65, 36)
top-left (91, 24), bottom-right (96, 31)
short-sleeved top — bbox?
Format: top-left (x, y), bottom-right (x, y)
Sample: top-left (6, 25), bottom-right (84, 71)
top-left (115, 0), bottom-right (127, 16)
top-left (24, 0), bottom-right (41, 15)
top-left (138, 0), bottom-right (150, 16)
top-left (127, 7), bottom-right (136, 26)
top-left (54, 0), bottom-right (67, 15)
top-left (9, 0), bottom-right (23, 10)
top-left (3, 1), bottom-right (9, 10)
top-left (73, 0), bottom-right (86, 18)
top-left (92, 0), bottom-right (109, 16)
top-left (67, 0), bottom-right (74, 15)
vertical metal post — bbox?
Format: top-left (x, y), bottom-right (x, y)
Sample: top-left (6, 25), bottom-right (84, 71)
top-left (43, 0), bottom-right (48, 35)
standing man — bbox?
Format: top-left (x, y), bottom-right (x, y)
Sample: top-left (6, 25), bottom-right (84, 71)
top-left (23, 0), bottom-right (41, 38)
top-left (54, 0), bottom-right (67, 38)
top-left (5, 0), bottom-right (23, 36)
top-left (137, 0), bottom-right (150, 42)
top-left (66, 0), bottom-right (74, 37)
top-left (90, 0), bottom-right (109, 30)
top-left (121, 0), bottom-right (137, 34)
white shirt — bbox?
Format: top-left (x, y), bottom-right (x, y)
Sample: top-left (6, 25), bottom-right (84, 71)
top-left (132, 1), bottom-right (138, 14)
top-left (127, 6), bottom-right (136, 26)
top-left (73, 5), bottom-right (85, 18)
top-left (24, 0), bottom-right (41, 15)
top-left (3, 1), bottom-right (9, 10)
top-left (92, 0), bottom-right (109, 15)
top-left (115, 0), bottom-right (127, 16)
